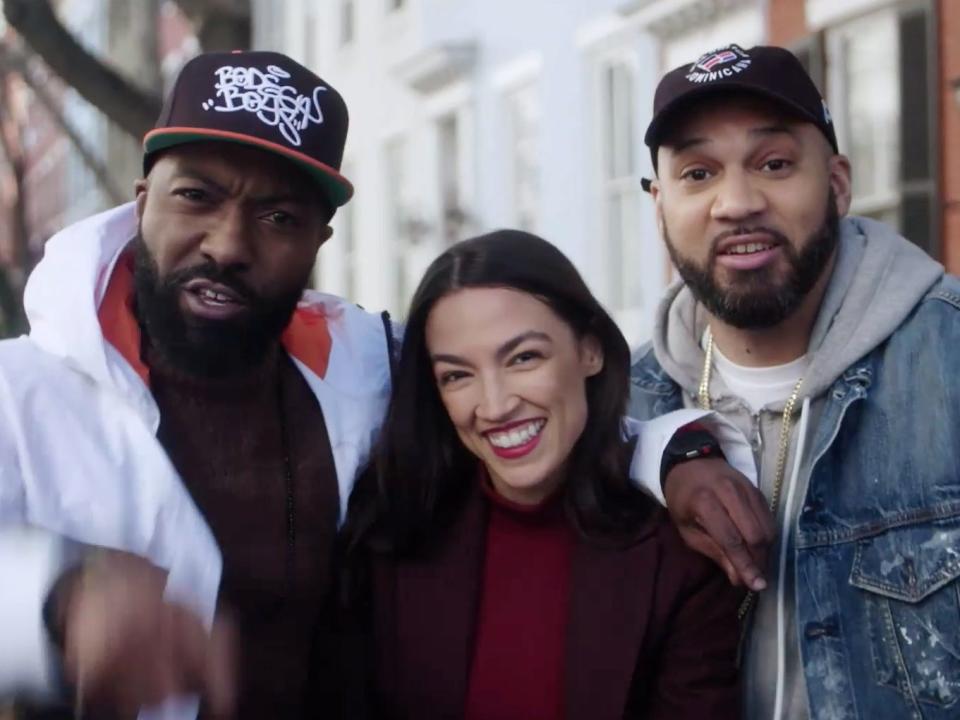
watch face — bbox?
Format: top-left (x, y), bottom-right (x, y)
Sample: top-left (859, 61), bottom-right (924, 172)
top-left (662, 429), bottom-right (722, 488)
top-left (671, 430), bottom-right (721, 460)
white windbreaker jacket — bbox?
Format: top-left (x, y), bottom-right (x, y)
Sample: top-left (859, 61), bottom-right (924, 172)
top-left (0, 202), bottom-right (392, 719)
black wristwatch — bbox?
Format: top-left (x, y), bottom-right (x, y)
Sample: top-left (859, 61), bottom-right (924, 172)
top-left (660, 427), bottom-right (725, 490)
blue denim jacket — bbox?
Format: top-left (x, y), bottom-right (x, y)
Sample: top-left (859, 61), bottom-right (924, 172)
top-left (628, 275), bottom-right (960, 720)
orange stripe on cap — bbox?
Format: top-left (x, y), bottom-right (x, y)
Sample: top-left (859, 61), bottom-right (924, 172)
top-left (98, 251), bottom-right (333, 383)
top-left (142, 126), bottom-right (354, 199)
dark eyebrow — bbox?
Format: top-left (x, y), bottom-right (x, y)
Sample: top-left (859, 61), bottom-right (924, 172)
top-left (251, 192), bottom-right (312, 206)
top-left (170, 168), bottom-right (230, 195)
top-left (668, 124), bottom-right (798, 155)
top-left (431, 330), bottom-right (552, 366)
top-left (670, 136), bottom-right (709, 154)
top-left (749, 124), bottom-right (798, 140)
top-left (171, 168), bottom-right (310, 205)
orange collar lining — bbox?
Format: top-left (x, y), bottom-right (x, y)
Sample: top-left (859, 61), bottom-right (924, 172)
top-left (96, 252), bottom-right (332, 384)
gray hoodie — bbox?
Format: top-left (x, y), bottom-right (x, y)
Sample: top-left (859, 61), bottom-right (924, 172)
top-left (647, 216), bottom-right (944, 720)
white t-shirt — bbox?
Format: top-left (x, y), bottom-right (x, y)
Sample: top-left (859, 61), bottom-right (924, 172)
top-left (711, 342), bottom-right (809, 414)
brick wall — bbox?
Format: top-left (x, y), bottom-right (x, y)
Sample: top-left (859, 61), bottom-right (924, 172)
top-left (940, 0), bottom-right (960, 274)
top-left (768, 0), bottom-right (808, 46)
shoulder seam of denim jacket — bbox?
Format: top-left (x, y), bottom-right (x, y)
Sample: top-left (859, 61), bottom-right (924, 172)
top-left (629, 364), bottom-right (677, 395)
top-left (629, 340), bottom-right (654, 366)
top-left (931, 288), bottom-right (960, 311)
top-left (628, 348), bottom-right (678, 396)
top-left (926, 275), bottom-right (960, 311)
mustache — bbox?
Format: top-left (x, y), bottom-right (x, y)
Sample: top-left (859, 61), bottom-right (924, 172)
top-left (163, 261), bottom-right (258, 304)
top-left (709, 226), bottom-right (790, 259)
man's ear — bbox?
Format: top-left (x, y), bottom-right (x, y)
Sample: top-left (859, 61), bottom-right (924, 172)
top-left (134, 178), bottom-right (148, 219)
top-left (580, 334), bottom-right (605, 377)
top-left (650, 179), bottom-right (665, 239)
top-left (316, 224), bottom-right (334, 251)
top-left (828, 154), bottom-right (852, 217)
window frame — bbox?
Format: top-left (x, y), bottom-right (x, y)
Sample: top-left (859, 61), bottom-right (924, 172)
top-left (594, 47), bottom-right (644, 313)
top-left (823, 0), bottom-right (939, 255)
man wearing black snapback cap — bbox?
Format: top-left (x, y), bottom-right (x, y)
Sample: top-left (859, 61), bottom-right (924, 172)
top-left (0, 50), bottom-right (392, 719)
top-left (629, 44), bottom-right (960, 720)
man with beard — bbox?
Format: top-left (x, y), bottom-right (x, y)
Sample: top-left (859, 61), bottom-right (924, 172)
top-left (630, 45), bottom-right (960, 720)
top-left (0, 51), bottom-right (393, 719)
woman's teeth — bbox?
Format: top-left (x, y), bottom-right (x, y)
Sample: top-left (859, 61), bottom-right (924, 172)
top-left (488, 420), bottom-right (546, 449)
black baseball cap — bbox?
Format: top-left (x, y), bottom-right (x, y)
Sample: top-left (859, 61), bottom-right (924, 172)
top-left (143, 50), bottom-right (353, 208)
top-left (644, 44), bottom-right (837, 177)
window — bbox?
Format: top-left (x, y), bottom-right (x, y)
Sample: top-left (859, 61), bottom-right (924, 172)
top-left (505, 83), bottom-right (540, 232)
top-left (828, 12), bottom-right (900, 226)
top-left (340, 0), bottom-right (355, 45)
top-left (825, 3), bottom-right (938, 254)
top-left (384, 137), bottom-right (412, 310)
top-left (897, 3), bottom-right (938, 256)
top-left (660, 5), bottom-right (764, 71)
top-left (436, 114), bottom-right (464, 245)
top-left (339, 161), bottom-right (357, 299)
top-left (598, 57), bottom-right (642, 311)
top-left (791, 33), bottom-right (826, 94)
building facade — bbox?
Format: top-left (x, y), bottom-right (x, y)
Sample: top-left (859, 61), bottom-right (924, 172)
top-left (254, 0), bottom-right (672, 345)
top-left (255, 0), bottom-right (957, 345)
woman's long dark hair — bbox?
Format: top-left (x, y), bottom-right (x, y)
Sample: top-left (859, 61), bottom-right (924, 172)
top-left (345, 229), bottom-right (655, 557)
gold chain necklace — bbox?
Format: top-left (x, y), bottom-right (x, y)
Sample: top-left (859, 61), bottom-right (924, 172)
top-left (698, 327), bottom-right (804, 620)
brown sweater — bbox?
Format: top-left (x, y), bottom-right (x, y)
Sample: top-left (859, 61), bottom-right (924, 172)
top-left (151, 347), bottom-right (340, 719)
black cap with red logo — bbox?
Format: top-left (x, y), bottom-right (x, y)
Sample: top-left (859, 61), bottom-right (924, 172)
top-left (143, 50), bottom-right (353, 209)
top-left (644, 44), bottom-right (838, 172)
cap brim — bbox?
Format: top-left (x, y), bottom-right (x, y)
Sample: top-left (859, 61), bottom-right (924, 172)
top-left (143, 128), bottom-right (354, 208)
top-left (644, 83), bottom-right (830, 152)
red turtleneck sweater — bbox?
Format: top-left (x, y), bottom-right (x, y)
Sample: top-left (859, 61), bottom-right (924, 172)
top-left (464, 484), bottom-right (575, 720)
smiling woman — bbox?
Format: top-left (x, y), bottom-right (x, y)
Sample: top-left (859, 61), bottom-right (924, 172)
top-left (426, 287), bottom-right (605, 508)
top-left (339, 230), bottom-right (742, 720)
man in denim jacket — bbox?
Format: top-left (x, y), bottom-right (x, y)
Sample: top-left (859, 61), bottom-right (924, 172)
top-left (630, 44), bottom-right (960, 720)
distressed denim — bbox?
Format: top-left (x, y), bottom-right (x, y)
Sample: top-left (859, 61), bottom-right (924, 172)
top-left (628, 276), bottom-right (960, 720)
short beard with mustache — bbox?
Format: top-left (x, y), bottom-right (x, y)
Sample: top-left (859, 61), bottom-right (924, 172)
top-left (132, 234), bottom-right (308, 378)
top-left (663, 189), bottom-right (840, 330)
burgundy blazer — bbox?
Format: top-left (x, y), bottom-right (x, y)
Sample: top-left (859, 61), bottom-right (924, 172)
top-left (353, 485), bottom-right (743, 720)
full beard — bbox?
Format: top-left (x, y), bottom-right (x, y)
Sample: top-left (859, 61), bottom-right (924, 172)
top-left (132, 234), bottom-right (308, 378)
top-left (664, 189), bottom-right (840, 330)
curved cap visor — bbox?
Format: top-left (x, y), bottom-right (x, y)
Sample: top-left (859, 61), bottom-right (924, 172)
top-left (143, 128), bottom-right (355, 207)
